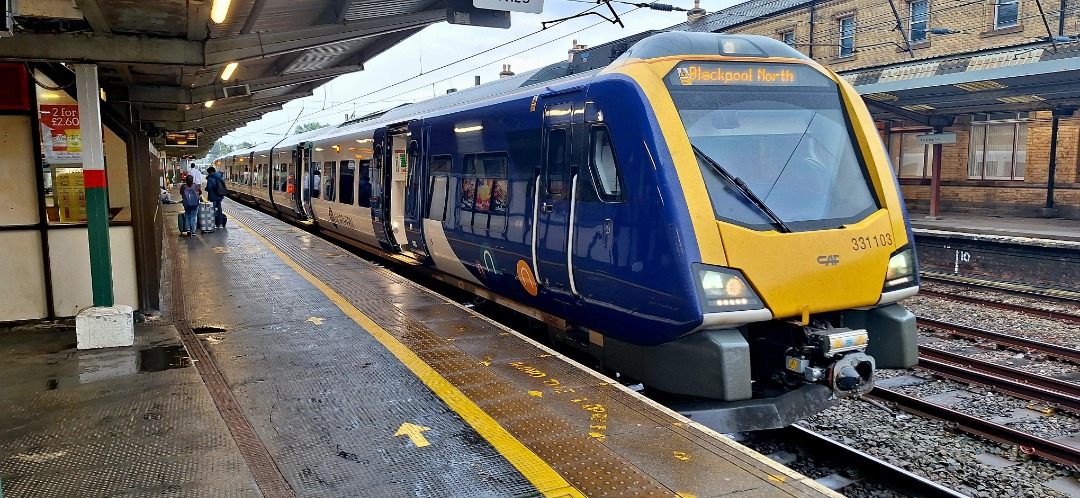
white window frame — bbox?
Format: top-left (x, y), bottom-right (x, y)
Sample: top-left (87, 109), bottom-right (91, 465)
top-left (838, 17), bottom-right (855, 57)
top-left (909, 0), bottom-right (929, 43)
top-left (968, 115), bottom-right (1027, 181)
top-left (890, 130), bottom-right (935, 179)
top-left (781, 31), bottom-right (795, 46)
top-left (994, 0), bottom-right (1019, 29)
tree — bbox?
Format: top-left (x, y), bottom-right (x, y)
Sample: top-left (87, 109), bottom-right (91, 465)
top-left (295, 122), bottom-right (329, 134)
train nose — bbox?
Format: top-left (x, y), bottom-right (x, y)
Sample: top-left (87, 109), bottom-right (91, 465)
top-left (830, 353), bottom-right (875, 397)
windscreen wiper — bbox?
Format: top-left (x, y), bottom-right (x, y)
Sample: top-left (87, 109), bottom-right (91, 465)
top-left (692, 144), bottom-right (792, 233)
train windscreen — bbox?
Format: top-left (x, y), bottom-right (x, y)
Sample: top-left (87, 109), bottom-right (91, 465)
top-left (665, 61), bottom-right (879, 232)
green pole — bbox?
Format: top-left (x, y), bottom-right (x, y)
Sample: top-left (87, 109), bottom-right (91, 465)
top-left (74, 64), bottom-right (114, 307)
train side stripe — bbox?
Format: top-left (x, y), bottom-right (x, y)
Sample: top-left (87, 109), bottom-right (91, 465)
top-left (231, 216), bottom-right (585, 498)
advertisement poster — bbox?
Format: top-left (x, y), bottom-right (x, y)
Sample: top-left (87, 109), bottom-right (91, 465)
top-left (39, 104), bottom-right (82, 164)
top-left (55, 170), bottom-right (87, 222)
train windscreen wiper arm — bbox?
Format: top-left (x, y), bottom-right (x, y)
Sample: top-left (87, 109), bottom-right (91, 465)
top-left (692, 145), bottom-right (792, 234)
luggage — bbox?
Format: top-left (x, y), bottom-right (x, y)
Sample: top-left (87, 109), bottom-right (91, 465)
top-left (198, 203), bottom-right (216, 233)
top-left (177, 212), bottom-right (189, 235)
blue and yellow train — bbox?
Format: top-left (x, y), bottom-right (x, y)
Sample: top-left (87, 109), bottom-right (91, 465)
top-left (219, 32), bottom-right (920, 429)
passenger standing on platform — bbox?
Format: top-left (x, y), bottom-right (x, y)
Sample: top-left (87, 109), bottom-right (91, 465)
top-left (205, 166), bottom-right (226, 228)
top-left (180, 175), bottom-right (201, 236)
top-left (187, 162), bottom-right (204, 192)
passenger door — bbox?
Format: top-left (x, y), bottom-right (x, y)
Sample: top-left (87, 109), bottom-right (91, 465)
top-left (371, 127), bottom-right (396, 251)
top-left (402, 122), bottom-right (431, 261)
top-left (532, 101), bottom-right (576, 294)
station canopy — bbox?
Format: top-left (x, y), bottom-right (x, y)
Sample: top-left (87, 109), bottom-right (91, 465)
top-left (0, 0), bottom-right (449, 155)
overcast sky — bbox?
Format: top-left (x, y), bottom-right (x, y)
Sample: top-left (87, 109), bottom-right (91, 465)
top-left (215, 0), bottom-right (740, 148)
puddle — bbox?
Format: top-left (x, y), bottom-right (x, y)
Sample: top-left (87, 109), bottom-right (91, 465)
top-left (138, 345), bottom-right (192, 373)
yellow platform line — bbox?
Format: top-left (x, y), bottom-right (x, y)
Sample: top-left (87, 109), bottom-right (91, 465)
top-left (232, 216), bottom-right (584, 498)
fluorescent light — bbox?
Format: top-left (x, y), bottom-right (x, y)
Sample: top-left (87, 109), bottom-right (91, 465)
top-left (454, 125), bottom-right (483, 133)
top-left (210, 0), bottom-right (232, 23)
top-left (204, 100), bottom-right (215, 108)
top-left (220, 62), bottom-right (238, 81)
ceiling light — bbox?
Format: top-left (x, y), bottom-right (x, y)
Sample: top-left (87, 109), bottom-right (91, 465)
top-left (954, 81), bottom-right (1007, 92)
top-left (220, 62), bottom-right (238, 81)
top-left (865, 92), bottom-right (899, 101)
top-left (204, 100), bottom-right (215, 108)
top-left (900, 104), bottom-right (936, 111)
top-left (454, 125), bottom-right (483, 133)
top-left (210, 0), bottom-right (232, 23)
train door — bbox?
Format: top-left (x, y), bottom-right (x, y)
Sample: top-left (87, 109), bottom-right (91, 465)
top-left (532, 101), bottom-right (576, 295)
top-left (402, 122), bottom-right (431, 261)
top-left (371, 127), bottom-right (395, 250)
top-left (298, 143), bottom-right (316, 220)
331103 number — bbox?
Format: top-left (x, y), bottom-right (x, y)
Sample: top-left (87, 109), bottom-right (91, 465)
top-left (851, 233), bottom-right (893, 250)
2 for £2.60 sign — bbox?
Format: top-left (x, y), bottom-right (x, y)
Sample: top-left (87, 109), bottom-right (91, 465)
top-left (473, 0), bottom-right (542, 14)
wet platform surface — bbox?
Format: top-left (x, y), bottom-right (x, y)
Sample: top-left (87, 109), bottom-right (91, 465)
top-left (0, 199), bottom-right (839, 497)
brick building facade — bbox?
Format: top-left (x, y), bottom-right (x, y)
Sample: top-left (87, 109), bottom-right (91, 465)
top-left (682, 0), bottom-right (1080, 218)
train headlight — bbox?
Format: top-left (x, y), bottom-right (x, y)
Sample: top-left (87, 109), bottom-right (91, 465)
top-left (883, 246), bottom-right (917, 291)
top-left (694, 264), bottom-right (764, 312)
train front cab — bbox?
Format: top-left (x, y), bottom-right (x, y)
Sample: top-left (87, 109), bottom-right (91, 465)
top-left (594, 33), bottom-right (919, 419)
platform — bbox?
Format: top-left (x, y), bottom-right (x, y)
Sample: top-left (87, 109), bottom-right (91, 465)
top-left (0, 199), bottom-right (839, 497)
top-left (910, 210), bottom-right (1080, 245)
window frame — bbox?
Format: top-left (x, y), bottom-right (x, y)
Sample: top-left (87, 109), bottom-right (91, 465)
top-left (838, 16), bottom-right (856, 58)
top-left (994, 0), bottom-right (1019, 30)
top-left (888, 129), bottom-right (935, 179)
top-left (909, 0), bottom-right (929, 43)
top-left (968, 115), bottom-right (1027, 181)
top-left (780, 30), bottom-right (795, 46)
top-left (588, 125), bottom-right (627, 203)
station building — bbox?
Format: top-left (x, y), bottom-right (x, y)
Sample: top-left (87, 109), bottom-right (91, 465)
top-left (679, 0), bottom-right (1080, 219)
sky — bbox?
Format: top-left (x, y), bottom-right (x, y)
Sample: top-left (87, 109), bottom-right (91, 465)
top-left (214, 0), bottom-right (740, 149)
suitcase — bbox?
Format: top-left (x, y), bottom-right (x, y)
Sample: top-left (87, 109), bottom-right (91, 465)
top-left (177, 212), bottom-right (189, 235)
top-left (198, 203), bottom-right (216, 233)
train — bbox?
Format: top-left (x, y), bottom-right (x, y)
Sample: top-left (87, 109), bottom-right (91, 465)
top-left (216, 31), bottom-right (920, 431)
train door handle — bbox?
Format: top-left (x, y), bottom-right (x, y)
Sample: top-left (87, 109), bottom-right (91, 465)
top-left (541, 203), bottom-right (553, 213)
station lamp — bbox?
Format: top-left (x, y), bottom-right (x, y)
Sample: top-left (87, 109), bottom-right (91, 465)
top-left (220, 62), bottom-right (238, 81)
top-left (211, 0), bottom-right (231, 23)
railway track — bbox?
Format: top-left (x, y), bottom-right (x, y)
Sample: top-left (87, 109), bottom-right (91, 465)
top-left (772, 425), bottom-right (968, 497)
top-left (917, 316), bottom-right (1080, 364)
top-left (920, 272), bottom-right (1080, 303)
top-left (919, 288), bottom-right (1080, 323)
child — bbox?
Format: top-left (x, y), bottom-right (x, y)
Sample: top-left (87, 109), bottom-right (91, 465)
top-left (180, 175), bottom-right (202, 235)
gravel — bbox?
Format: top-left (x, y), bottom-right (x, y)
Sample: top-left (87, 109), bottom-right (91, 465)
top-left (738, 286), bottom-right (1080, 497)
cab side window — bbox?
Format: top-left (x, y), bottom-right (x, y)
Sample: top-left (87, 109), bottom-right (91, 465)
top-left (590, 126), bottom-right (625, 203)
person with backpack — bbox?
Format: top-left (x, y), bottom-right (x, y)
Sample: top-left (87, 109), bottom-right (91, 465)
top-left (205, 166), bottom-right (228, 228)
top-left (180, 175), bottom-right (202, 236)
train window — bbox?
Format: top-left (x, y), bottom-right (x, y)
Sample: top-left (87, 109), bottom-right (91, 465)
top-left (322, 162), bottom-right (336, 201)
top-left (427, 155), bottom-right (452, 221)
top-left (589, 127), bottom-right (625, 202)
top-left (309, 162), bottom-right (321, 199)
top-left (358, 160), bottom-right (373, 207)
top-left (461, 153), bottom-right (508, 214)
top-left (544, 129), bottom-right (569, 201)
top-left (339, 160), bottom-right (355, 205)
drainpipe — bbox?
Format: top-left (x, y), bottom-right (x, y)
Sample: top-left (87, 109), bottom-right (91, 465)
top-left (808, 1), bottom-right (816, 59)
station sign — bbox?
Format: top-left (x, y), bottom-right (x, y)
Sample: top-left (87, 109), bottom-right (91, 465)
top-left (165, 131), bottom-right (198, 147)
top-left (473, 0), bottom-right (542, 14)
top-left (916, 132), bottom-right (956, 145)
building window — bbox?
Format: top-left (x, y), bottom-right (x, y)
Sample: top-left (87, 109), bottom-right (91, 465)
top-left (889, 131), bottom-right (935, 178)
top-left (969, 115), bottom-right (1027, 180)
top-left (838, 17), bottom-right (855, 57)
top-left (909, 0), bottom-right (929, 43)
top-left (995, 0), bottom-right (1019, 29)
top-left (781, 31), bottom-right (795, 46)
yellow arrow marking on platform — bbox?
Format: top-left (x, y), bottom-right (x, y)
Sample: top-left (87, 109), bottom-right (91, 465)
top-left (394, 422), bottom-right (431, 448)
top-left (211, 247), bottom-right (230, 253)
top-left (673, 451), bottom-right (691, 461)
top-left (529, 391), bottom-right (543, 398)
top-left (307, 317), bottom-right (325, 325)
